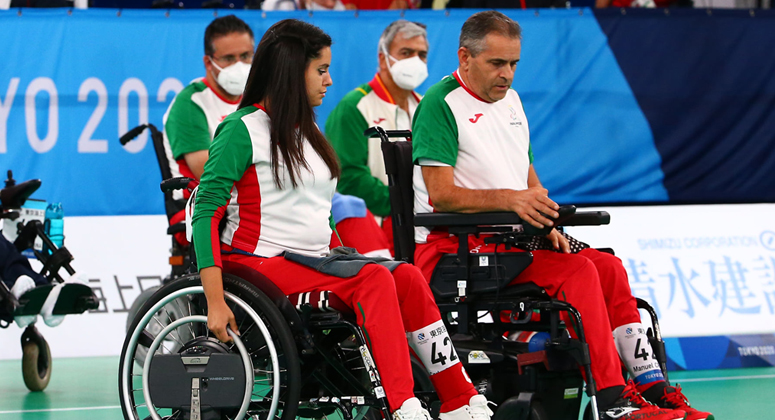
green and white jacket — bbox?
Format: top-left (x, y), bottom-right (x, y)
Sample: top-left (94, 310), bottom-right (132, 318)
top-left (192, 105), bottom-right (336, 269)
top-left (325, 74), bottom-right (421, 217)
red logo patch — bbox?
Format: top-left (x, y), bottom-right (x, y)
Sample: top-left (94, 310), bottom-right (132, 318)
top-left (469, 113), bottom-right (483, 123)
top-left (373, 118), bottom-right (386, 124)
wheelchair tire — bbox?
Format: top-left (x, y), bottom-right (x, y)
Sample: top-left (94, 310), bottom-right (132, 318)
top-left (528, 401), bottom-right (548, 420)
top-left (22, 337), bottom-right (51, 392)
top-left (118, 274), bottom-right (301, 420)
top-left (124, 286), bottom-right (160, 332)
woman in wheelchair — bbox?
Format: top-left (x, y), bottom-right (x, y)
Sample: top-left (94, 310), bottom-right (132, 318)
top-left (192, 19), bottom-right (490, 420)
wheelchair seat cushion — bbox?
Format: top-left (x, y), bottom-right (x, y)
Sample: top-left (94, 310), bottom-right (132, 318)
top-left (286, 290), bottom-right (351, 314)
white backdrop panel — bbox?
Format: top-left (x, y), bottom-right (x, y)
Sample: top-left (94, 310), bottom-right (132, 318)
top-left (566, 203), bottom-right (775, 338)
top-left (0, 215), bottom-right (169, 360)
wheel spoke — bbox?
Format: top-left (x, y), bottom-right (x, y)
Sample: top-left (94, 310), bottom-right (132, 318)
top-left (250, 344), bottom-right (268, 356)
top-left (151, 315), bottom-right (186, 348)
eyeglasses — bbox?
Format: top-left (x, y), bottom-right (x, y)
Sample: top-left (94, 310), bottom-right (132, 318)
top-left (210, 52), bottom-right (254, 66)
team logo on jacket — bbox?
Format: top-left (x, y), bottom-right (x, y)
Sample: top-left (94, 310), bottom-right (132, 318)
top-left (508, 106), bottom-right (522, 126)
top-left (469, 113), bottom-right (483, 123)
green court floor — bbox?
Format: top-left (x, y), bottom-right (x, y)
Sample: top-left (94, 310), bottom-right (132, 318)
top-left (0, 356), bottom-right (773, 419)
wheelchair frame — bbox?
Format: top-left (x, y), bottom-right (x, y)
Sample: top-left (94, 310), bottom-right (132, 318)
top-left (119, 174), bottom-right (393, 420)
top-left (120, 124), bottom-right (190, 280)
top-left (370, 126), bottom-right (669, 420)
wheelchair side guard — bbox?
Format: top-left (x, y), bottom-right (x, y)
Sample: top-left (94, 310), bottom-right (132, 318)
top-left (222, 261), bottom-right (305, 336)
top-left (431, 252), bottom-right (534, 298)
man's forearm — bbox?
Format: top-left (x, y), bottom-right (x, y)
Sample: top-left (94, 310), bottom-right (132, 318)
top-left (421, 166), bottom-right (559, 227)
top-left (429, 184), bottom-right (516, 214)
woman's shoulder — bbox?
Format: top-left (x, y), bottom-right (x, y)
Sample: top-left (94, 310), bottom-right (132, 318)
top-left (222, 105), bottom-right (269, 126)
top-left (216, 106), bottom-right (270, 140)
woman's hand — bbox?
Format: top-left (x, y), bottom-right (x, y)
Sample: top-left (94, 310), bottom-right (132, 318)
top-left (200, 266), bottom-right (238, 343)
top-left (546, 229), bottom-right (570, 254)
top-left (207, 299), bottom-right (239, 343)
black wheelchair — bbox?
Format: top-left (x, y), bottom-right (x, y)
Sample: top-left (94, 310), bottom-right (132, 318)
top-left (120, 178), bottom-right (398, 420)
top-left (0, 170), bottom-right (98, 391)
top-left (118, 128), bottom-right (668, 420)
top-left (370, 127), bottom-right (669, 420)
top-left (120, 124), bottom-right (191, 281)
top-left (120, 124), bottom-right (198, 334)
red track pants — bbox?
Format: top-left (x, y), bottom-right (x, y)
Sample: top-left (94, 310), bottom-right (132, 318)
top-left (222, 252), bottom-right (476, 412)
top-left (415, 236), bottom-right (640, 391)
top-left (335, 212), bottom-right (394, 257)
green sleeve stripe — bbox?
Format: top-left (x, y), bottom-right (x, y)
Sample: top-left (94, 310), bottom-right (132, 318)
top-left (192, 108), bottom-right (256, 269)
top-left (166, 82), bottom-right (212, 160)
top-left (326, 86), bottom-right (391, 217)
top-left (412, 76), bottom-right (460, 167)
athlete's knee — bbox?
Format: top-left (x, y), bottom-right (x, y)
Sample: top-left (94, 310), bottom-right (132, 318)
top-left (565, 253), bottom-right (601, 282)
top-left (360, 264), bottom-right (399, 294)
top-left (392, 263), bottom-right (435, 304)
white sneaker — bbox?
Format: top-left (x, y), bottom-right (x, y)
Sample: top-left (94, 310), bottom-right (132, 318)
top-left (40, 282), bottom-right (65, 327)
top-left (10, 275), bottom-right (37, 328)
top-left (393, 397), bottom-right (432, 420)
top-left (439, 395), bottom-right (493, 420)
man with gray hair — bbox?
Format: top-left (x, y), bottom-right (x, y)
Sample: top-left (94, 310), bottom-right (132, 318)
top-left (411, 10), bottom-right (711, 420)
top-left (326, 20), bottom-right (429, 256)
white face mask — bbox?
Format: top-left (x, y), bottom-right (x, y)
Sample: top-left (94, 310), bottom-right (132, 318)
top-left (210, 59), bottom-right (251, 97)
top-left (383, 46), bottom-right (428, 91)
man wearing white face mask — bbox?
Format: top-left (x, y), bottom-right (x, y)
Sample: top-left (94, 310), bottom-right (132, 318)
top-left (163, 15), bottom-right (254, 183)
top-left (326, 20), bottom-right (429, 256)
top-left (161, 15), bottom-right (254, 245)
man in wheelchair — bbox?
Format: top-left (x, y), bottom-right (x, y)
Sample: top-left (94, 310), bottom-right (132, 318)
top-left (190, 19), bottom-right (490, 420)
top-left (408, 11), bottom-right (712, 420)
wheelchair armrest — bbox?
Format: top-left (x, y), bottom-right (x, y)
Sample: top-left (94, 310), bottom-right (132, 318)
top-left (564, 211), bottom-right (610, 226)
top-left (414, 212), bottom-right (523, 227)
top-left (414, 210), bottom-right (610, 228)
top-left (167, 222), bottom-right (186, 235)
top-left (160, 177), bottom-right (197, 193)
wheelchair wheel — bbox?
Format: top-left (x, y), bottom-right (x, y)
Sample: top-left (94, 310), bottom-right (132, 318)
top-left (119, 274), bottom-right (301, 420)
top-left (125, 286), bottom-right (160, 331)
top-left (528, 401), bottom-right (548, 420)
top-left (21, 325), bottom-right (52, 392)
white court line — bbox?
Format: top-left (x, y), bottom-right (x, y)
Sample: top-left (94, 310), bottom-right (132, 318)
top-left (674, 374), bottom-right (775, 383)
top-left (0, 405), bottom-right (120, 414)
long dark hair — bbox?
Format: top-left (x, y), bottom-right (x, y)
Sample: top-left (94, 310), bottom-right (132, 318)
top-left (239, 19), bottom-right (340, 189)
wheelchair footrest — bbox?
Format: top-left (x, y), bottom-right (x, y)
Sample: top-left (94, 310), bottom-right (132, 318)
top-left (14, 283), bottom-right (98, 316)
